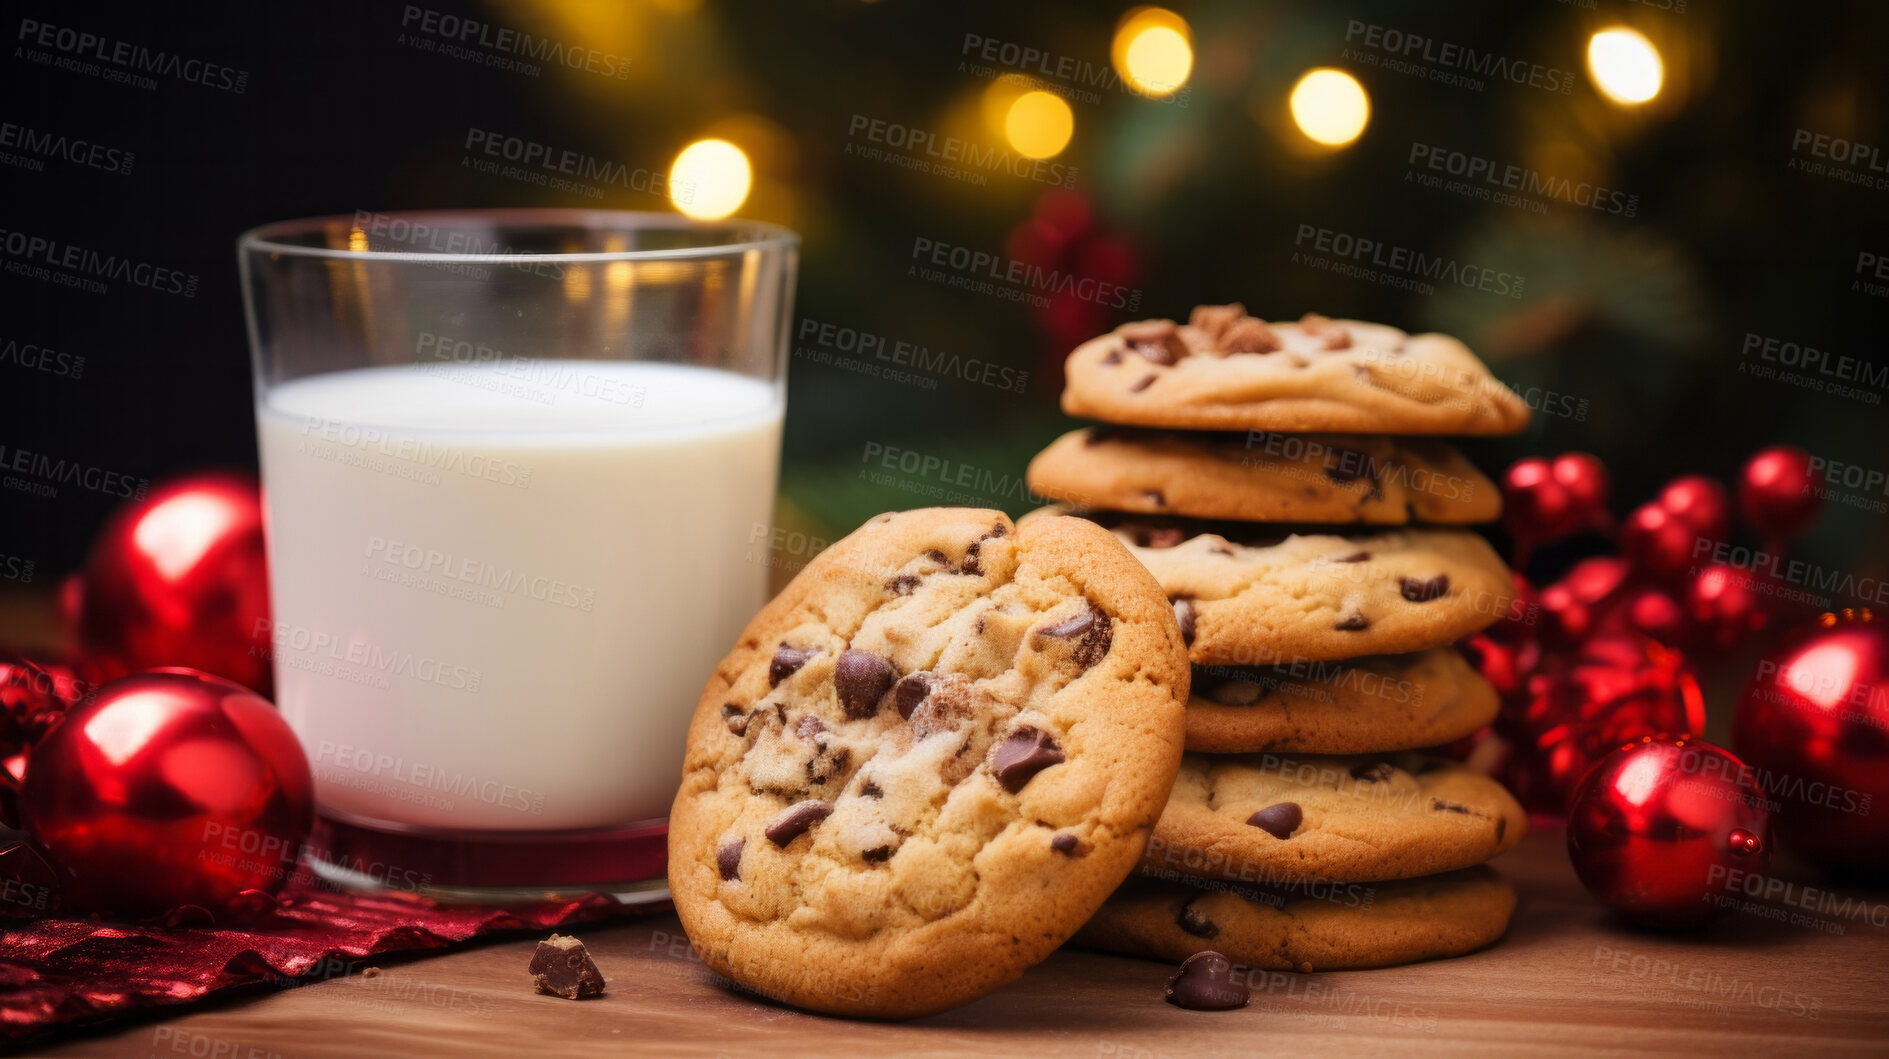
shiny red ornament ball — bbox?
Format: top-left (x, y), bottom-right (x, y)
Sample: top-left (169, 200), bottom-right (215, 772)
top-left (1658, 476), bottom-right (1732, 542)
top-left (1551, 453), bottom-right (1611, 523)
top-left (1685, 564), bottom-right (1771, 653)
top-left (1738, 446), bottom-right (1822, 542)
top-left (77, 472), bottom-right (273, 694)
top-left (1732, 611), bottom-right (1889, 870)
top-left (1503, 457), bottom-right (1581, 546)
top-left (1620, 502), bottom-right (1706, 586)
top-left (19, 668), bottom-right (312, 917)
top-left (1567, 736), bottom-right (1771, 927)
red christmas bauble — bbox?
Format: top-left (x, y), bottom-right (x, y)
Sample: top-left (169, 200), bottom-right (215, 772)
top-left (1738, 446), bottom-right (1822, 542)
top-left (1685, 564), bottom-right (1770, 653)
top-left (1496, 633), bottom-right (1704, 815)
top-left (1567, 736), bottom-right (1772, 927)
top-left (1551, 452), bottom-right (1611, 524)
top-left (1659, 476), bottom-right (1731, 542)
top-left (19, 668), bottom-right (311, 917)
top-left (1620, 502), bottom-right (1704, 586)
top-left (1503, 457), bottom-right (1581, 546)
top-left (1731, 611), bottom-right (1889, 870)
top-left (77, 472), bottom-right (273, 694)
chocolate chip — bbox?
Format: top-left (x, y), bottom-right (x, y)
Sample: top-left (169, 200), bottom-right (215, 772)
top-left (1101, 349), bottom-right (1122, 366)
top-left (1431, 798), bottom-right (1473, 815)
top-left (1178, 904), bottom-right (1219, 939)
top-left (1218, 317), bottom-right (1279, 355)
top-left (1188, 303), bottom-right (1245, 337)
top-left (716, 837), bottom-right (744, 881)
top-left (1203, 675), bottom-right (1263, 706)
top-left (1130, 373), bottom-right (1158, 393)
top-left (834, 650), bottom-right (897, 718)
top-left (1119, 320), bottom-right (1178, 344)
top-left (892, 672), bottom-right (934, 720)
top-left (721, 702), bottom-right (750, 735)
top-left (860, 779), bottom-right (883, 799)
top-left (960, 541), bottom-right (983, 575)
top-left (769, 645), bottom-right (814, 686)
top-left (991, 727), bottom-right (1065, 793)
top-left (765, 800), bottom-right (832, 846)
top-left (1400, 574), bottom-right (1450, 602)
top-left (862, 845), bottom-right (893, 863)
top-left (886, 574), bottom-right (921, 596)
top-left (1035, 606), bottom-right (1113, 670)
top-left (1496, 817), bottom-right (1507, 842)
top-left (794, 715), bottom-right (827, 739)
top-left (1051, 832), bottom-right (1078, 855)
top-left (1335, 551), bottom-right (1371, 563)
top-left (1120, 321), bottom-right (1188, 365)
top-left (924, 549), bottom-right (948, 565)
top-left (1134, 525), bottom-right (1186, 548)
top-left (1173, 598), bottom-right (1197, 646)
top-left (1144, 489), bottom-right (1167, 508)
top-left (528, 935), bottom-right (606, 1000)
top-left (1082, 427), bottom-right (1118, 446)
top-left (1247, 802), bottom-right (1302, 839)
top-left (987, 522), bottom-right (1008, 538)
top-left (1165, 951), bottom-right (1248, 1011)
top-left (1334, 612), bottom-right (1370, 631)
top-left (1299, 313), bottom-right (1353, 351)
top-left (1350, 761), bottom-right (1396, 783)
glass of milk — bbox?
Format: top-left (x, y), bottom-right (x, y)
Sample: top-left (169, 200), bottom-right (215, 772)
top-left (238, 210), bottom-right (796, 902)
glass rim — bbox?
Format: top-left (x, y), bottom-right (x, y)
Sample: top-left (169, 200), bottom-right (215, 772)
top-left (237, 207), bottom-right (798, 264)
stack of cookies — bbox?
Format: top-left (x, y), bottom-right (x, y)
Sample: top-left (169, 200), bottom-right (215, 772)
top-left (1026, 305), bottom-right (1532, 973)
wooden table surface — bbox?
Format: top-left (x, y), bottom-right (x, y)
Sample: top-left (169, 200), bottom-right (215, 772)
top-left (32, 825), bottom-right (1889, 1058)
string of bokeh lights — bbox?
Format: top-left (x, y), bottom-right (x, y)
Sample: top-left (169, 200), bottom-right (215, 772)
top-left (666, 10), bottom-right (1665, 219)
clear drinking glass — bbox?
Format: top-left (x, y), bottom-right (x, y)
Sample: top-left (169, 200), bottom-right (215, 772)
top-left (238, 209), bottom-right (797, 903)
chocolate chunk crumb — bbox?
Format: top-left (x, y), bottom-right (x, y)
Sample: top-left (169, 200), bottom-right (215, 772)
top-left (1101, 349), bottom-right (1122, 366)
top-left (862, 845), bottom-right (893, 863)
top-left (765, 800), bottom-right (833, 846)
top-left (860, 779), bottom-right (883, 799)
top-left (1350, 761), bottom-right (1396, 783)
top-left (960, 541), bottom-right (984, 575)
top-left (991, 727), bottom-right (1066, 793)
top-left (1051, 832), bottom-right (1079, 855)
top-left (1165, 951), bottom-right (1248, 1011)
top-left (1400, 575), bottom-right (1450, 602)
top-left (1218, 317), bottom-right (1279, 355)
top-left (717, 837), bottom-right (744, 881)
top-left (1334, 612), bottom-right (1370, 631)
top-left (1120, 320), bottom-right (1188, 365)
top-left (834, 650), bottom-right (897, 718)
top-left (925, 548), bottom-right (949, 565)
top-left (1178, 904), bottom-right (1219, 939)
top-left (1188, 303), bottom-right (1246, 340)
top-left (721, 703), bottom-right (749, 735)
top-left (1130, 373), bottom-right (1159, 393)
top-left (528, 935), bottom-right (606, 1000)
top-left (885, 574), bottom-right (920, 596)
top-left (1247, 802), bottom-right (1303, 839)
top-left (769, 645), bottom-right (814, 687)
top-left (1035, 606), bottom-right (1114, 669)
top-left (892, 672), bottom-right (934, 720)
top-left (1173, 598), bottom-right (1197, 646)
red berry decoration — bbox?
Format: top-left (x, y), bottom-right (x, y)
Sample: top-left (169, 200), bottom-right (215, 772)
top-left (1659, 476), bottom-right (1731, 543)
top-left (77, 472), bottom-right (273, 694)
top-left (19, 669), bottom-right (312, 917)
top-left (1738, 445), bottom-right (1822, 543)
top-left (1567, 736), bottom-right (1772, 927)
top-left (1732, 610), bottom-right (1889, 870)
top-left (1550, 452), bottom-right (1611, 526)
top-left (1620, 478), bottom-right (1729, 588)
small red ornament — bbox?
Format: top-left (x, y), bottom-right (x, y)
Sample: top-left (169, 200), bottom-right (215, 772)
top-left (1732, 610), bottom-right (1889, 870)
top-left (1685, 564), bottom-right (1770, 653)
top-left (19, 669), bottom-right (312, 917)
top-left (1738, 446), bottom-right (1821, 543)
top-left (1567, 736), bottom-right (1771, 927)
top-left (1551, 453), bottom-right (1611, 527)
top-left (1495, 633), bottom-right (1704, 815)
top-left (1659, 476), bottom-right (1732, 543)
top-left (77, 472), bottom-right (273, 694)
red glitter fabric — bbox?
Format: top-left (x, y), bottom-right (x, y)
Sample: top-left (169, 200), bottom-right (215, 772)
top-left (0, 884), bottom-right (635, 1046)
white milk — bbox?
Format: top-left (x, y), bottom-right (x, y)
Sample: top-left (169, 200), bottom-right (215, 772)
top-left (256, 361), bottom-right (781, 831)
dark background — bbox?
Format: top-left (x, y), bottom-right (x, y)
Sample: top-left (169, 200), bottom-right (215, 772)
top-left (3, 0), bottom-right (1887, 587)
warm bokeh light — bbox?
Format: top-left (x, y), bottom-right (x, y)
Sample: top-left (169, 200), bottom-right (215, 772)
top-left (1587, 28), bottom-right (1663, 104)
top-left (1113, 7), bottom-right (1192, 98)
top-left (1003, 90), bottom-right (1075, 159)
top-left (1289, 68), bottom-right (1371, 147)
top-left (669, 138), bottom-right (752, 219)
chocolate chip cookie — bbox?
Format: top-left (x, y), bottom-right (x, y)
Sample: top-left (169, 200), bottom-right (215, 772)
top-left (669, 508), bottom-right (1191, 1018)
top-left (1027, 510), bottom-right (1514, 666)
top-left (1142, 752), bottom-right (1525, 885)
top-left (1061, 306), bottom-right (1530, 435)
top-left (1026, 427), bottom-right (1499, 525)
top-left (1075, 866), bottom-right (1516, 973)
top-left (1187, 648), bottom-right (1498, 755)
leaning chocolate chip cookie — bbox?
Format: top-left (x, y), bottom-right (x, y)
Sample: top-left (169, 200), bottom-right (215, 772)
top-left (1142, 752), bottom-right (1525, 885)
top-left (1187, 649), bottom-right (1498, 755)
top-left (1075, 866), bottom-right (1516, 973)
top-left (1026, 427), bottom-right (1499, 525)
top-left (1034, 511), bottom-right (1514, 666)
top-left (1061, 306), bottom-right (1529, 435)
top-left (669, 508), bottom-right (1190, 1019)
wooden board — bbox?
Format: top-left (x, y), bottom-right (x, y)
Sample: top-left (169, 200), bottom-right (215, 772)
top-left (34, 827), bottom-right (1889, 1057)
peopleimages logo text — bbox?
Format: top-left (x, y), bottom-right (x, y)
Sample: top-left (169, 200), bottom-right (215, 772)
top-left (16, 18), bottom-right (248, 92)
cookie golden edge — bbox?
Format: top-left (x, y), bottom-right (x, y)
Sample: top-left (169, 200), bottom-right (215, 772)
top-left (1073, 866), bottom-right (1518, 972)
top-left (1185, 649), bottom-right (1499, 755)
top-left (668, 507), bottom-right (1191, 1018)
top-left (1025, 427), bottom-right (1501, 525)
